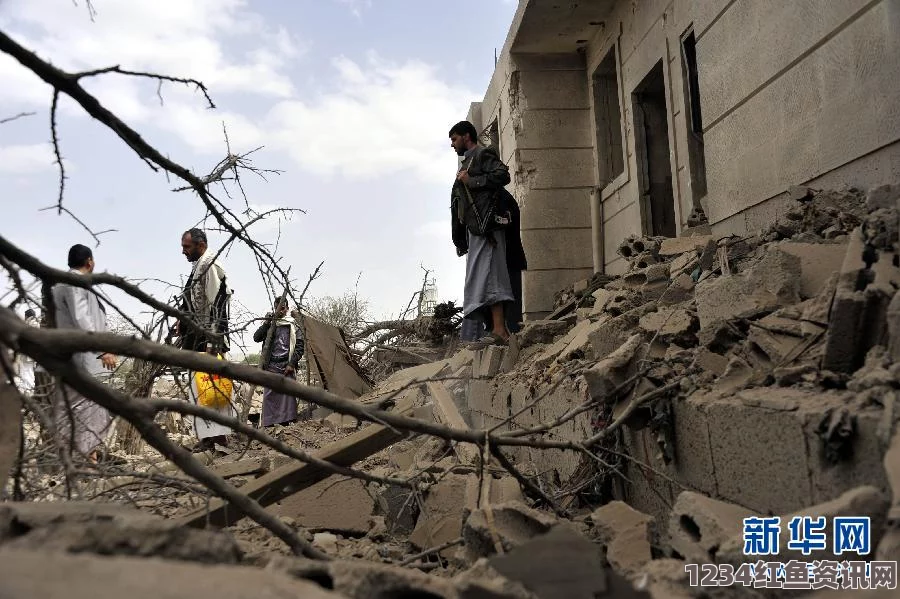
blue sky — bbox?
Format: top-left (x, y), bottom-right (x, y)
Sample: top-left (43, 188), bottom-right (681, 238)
top-left (0, 0), bottom-right (518, 353)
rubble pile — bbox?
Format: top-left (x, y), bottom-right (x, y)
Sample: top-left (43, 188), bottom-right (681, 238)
top-left (5, 183), bottom-right (900, 599)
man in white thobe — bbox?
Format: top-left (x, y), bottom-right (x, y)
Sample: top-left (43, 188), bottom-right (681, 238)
top-left (51, 244), bottom-right (118, 462)
top-left (175, 228), bottom-right (236, 453)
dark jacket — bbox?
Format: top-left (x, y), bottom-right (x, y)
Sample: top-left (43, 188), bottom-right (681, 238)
top-left (451, 146), bottom-right (527, 272)
top-left (451, 145), bottom-right (512, 244)
top-left (253, 320), bottom-right (304, 370)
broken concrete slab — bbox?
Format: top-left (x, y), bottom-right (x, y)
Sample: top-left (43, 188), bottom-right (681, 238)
top-left (269, 475), bottom-right (376, 535)
top-left (658, 235), bottom-right (714, 257)
top-left (823, 228), bottom-right (894, 372)
top-left (464, 475), bottom-right (525, 510)
top-left (695, 248), bottom-right (801, 330)
top-left (590, 501), bottom-right (654, 576)
top-left (462, 500), bottom-right (559, 560)
top-left (0, 502), bottom-right (242, 565)
top-left (590, 288), bottom-right (615, 315)
top-left (690, 348), bottom-right (729, 376)
top-left (487, 525), bottom-right (651, 598)
top-left (668, 491), bottom-right (755, 563)
top-left (474, 345), bottom-right (505, 378)
top-left (409, 474), bottom-right (470, 554)
top-left (0, 549), bottom-right (345, 599)
top-left (516, 320), bottom-right (570, 349)
top-left (581, 334), bottom-right (644, 403)
top-left (638, 308), bottom-right (697, 343)
top-left (778, 241), bottom-right (848, 299)
top-left (428, 382), bottom-right (480, 465)
top-left (588, 312), bottom-right (642, 361)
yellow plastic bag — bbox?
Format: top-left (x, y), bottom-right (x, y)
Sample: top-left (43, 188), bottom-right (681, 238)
top-left (194, 354), bottom-right (233, 410)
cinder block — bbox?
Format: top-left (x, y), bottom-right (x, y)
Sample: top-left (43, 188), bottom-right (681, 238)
top-left (671, 397), bottom-right (717, 497)
top-left (704, 392), bottom-right (812, 514)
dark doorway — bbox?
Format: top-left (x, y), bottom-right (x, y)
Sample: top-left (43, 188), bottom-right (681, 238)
top-left (632, 60), bottom-right (676, 238)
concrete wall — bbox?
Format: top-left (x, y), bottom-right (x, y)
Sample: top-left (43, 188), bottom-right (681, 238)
top-left (471, 0), bottom-right (899, 316)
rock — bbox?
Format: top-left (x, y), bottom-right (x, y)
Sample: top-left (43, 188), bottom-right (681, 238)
top-left (588, 311), bottom-right (642, 361)
top-left (581, 334), bottom-right (644, 403)
top-left (800, 272), bottom-right (838, 335)
top-left (462, 501), bottom-right (558, 560)
top-left (695, 248), bottom-right (801, 330)
top-left (269, 555), bottom-right (455, 599)
top-left (823, 228), bottom-right (894, 372)
top-left (778, 241), bottom-right (848, 299)
top-left (788, 185), bottom-right (813, 202)
top-left (0, 502), bottom-right (242, 564)
top-left (590, 501), bottom-right (654, 576)
top-left (573, 279), bottom-right (590, 295)
top-left (668, 492), bottom-right (754, 563)
top-left (690, 348), bottom-right (729, 376)
top-left (746, 326), bottom-right (802, 363)
top-left (0, 549), bottom-right (344, 599)
top-left (324, 412), bottom-right (358, 431)
top-left (659, 235), bottom-right (714, 257)
top-left (638, 308), bottom-right (697, 344)
top-left (718, 486), bottom-right (889, 565)
top-left (409, 474), bottom-right (470, 554)
top-left (270, 476), bottom-right (376, 535)
top-left (867, 183), bottom-right (900, 211)
top-left (668, 252), bottom-right (698, 276)
top-left (697, 320), bottom-right (745, 353)
top-left (312, 532), bottom-right (339, 554)
top-left (486, 525), bottom-right (651, 598)
top-left (773, 363), bottom-right (817, 386)
top-left (453, 560), bottom-right (541, 599)
top-left (590, 288), bottom-right (615, 315)
top-left (659, 273), bottom-right (696, 306)
top-left (517, 320), bottom-right (571, 349)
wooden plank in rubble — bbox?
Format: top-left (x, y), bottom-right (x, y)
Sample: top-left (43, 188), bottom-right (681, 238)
top-left (180, 395), bottom-right (416, 529)
top-left (426, 381), bottom-right (479, 466)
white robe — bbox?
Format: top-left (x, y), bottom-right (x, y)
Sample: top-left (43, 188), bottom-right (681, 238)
top-left (51, 273), bottom-right (114, 455)
top-left (14, 317), bottom-right (38, 394)
top-left (184, 251), bottom-right (236, 440)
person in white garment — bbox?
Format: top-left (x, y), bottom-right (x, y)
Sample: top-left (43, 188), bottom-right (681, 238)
top-left (14, 309), bottom-right (39, 395)
top-left (174, 228), bottom-right (236, 453)
top-left (51, 244), bottom-right (118, 463)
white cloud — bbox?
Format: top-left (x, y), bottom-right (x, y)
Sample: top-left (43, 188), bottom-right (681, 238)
top-left (266, 53), bottom-right (474, 184)
top-left (335, 0), bottom-right (372, 18)
top-left (0, 144), bottom-right (57, 174)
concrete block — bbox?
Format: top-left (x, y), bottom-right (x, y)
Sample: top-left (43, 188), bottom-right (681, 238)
top-left (670, 398), bottom-right (718, 498)
top-left (669, 491), bottom-right (755, 563)
top-left (462, 500), bottom-right (558, 559)
top-left (516, 319), bottom-right (570, 348)
top-left (778, 241), bottom-right (848, 299)
top-left (588, 312), bottom-right (641, 360)
top-left (658, 235), bottom-right (714, 257)
top-left (695, 248), bottom-right (802, 329)
top-left (516, 148), bottom-right (595, 190)
top-left (581, 334), bottom-right (644, 402)
top-left (590, 501), bottom-right (654, 576)
top-left (703, 390), bottom-right (812, 514)
top-left (514, 108), bottom-right (593, 148)
top-left (638, 307), bottom-right (698, 343)
top-left (409, 474), bottom-right (469, 552)
top-left (270, 476), bottom-right (375, 534)
top-left (515, 69), bottom-right (589, 109)
top-left (474, 345), bottom-right (505, 378)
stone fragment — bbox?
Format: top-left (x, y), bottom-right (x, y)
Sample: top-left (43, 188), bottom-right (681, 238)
top-left (824, 228), bottom-right (895, 372)
top-left (668, 251), bottom-right (698, 276)
top-left (487, 525), bottom-right (651, 598)
top-left (573, 279), bottom-right (589, 295)
top-left (269, 555), bottom-right (455, 599)
top-left (658, 235), bottom-right (714, 257)
top-left (271, 476), bottom-right (376, 535)
top-left (516, 320), bottom-right (571, 349)
top-left (474, 345), bottom-right (505, 378)
top-left (867, 183), bottom-right (900, 211)
top-left (581, 334), bottom-right (644, 403)
top-left (588, 312), bottom-right (641, 361)
top-left (690, 348), bottom-right (729, 376)
top-left (324, 412), bottom-right (358, 431)
top-left (659, 273), bottom-right (695, 306)
top-left (638, 308), bottom-right (697, 343)
top-left (409, 474), bottom-right (469, 554)
top-left (668, 491), bottom-right (754, 563)
top-left (590, 288), bottom-right (615, 315)
top-left (695, 248), bottom-right (801, 330)
top-left (777, 241), bottom-right (848, 299)
top-left (0, 550), bottom-right (344, 599)
top-left (0, 502), bottom-right (241, 565)
top-left (462, 501), bottom-right (558, 560)
top-left (590, 501), bottom-right (654, 576)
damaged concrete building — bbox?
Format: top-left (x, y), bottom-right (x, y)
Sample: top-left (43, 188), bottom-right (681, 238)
top-left (466, 0), bottom-right (900, 319)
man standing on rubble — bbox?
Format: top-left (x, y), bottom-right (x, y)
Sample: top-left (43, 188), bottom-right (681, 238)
top-left (175, 228), bottom-right (236, 453)
top-left (450, 120), bottom-right (516, 345)
top-left (51, 244), bottom-right (118, 463)
top-left (252, 297), bottom-right (305, 427)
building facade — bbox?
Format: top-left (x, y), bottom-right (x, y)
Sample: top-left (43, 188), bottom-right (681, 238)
top-left (468, 0), bottom-right (900, 319)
